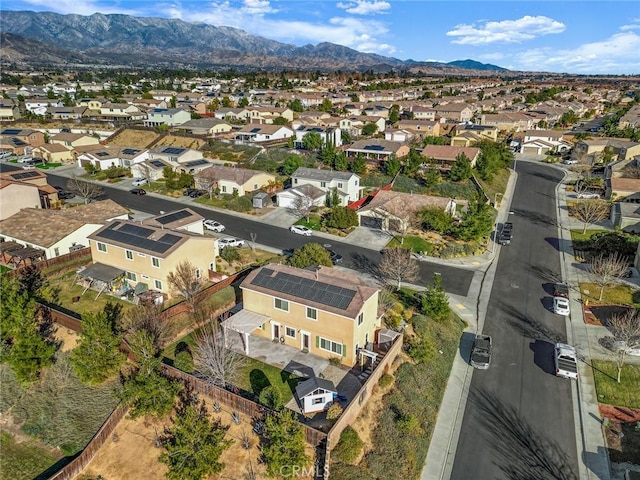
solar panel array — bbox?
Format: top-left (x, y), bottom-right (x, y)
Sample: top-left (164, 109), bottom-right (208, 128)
top-left (150, 160), bottom-right (165, 168)
top-left (95, 151), bottom-right (109, 157)
top-left (13, 139), bottom-right (27, 146)
top-left (1, 129), bottom-right (22, 135)
top-left (250, 127), bottom-right (261, 133)
top-left (155, 210), bottom-right (192, 225)
top-left (251, 268), bottom-right (357, 311)
top-left (363, 145), bottom-right (385, 151)
top-left (122, 148), bottom-right (140, 155)
top-left (161, 147), bottom-right (186, 155)
top-left (184, 159), bottom-right (208, 167)
top-left (96, 222), bottom-right (181, 254)
top-left (11, 171), bottom-right (41, 180)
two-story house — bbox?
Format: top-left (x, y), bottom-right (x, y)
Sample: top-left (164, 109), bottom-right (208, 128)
top-left (411, 106), bottom-right (436, 121)
top-left (450, 124), bottom-right (499, 147)
top-left (50, 132), bottom-right (101, 150)
top-left (433, 104), bottom-right (474, 123)
top-left (140, 146), bottom-right (211, 176)
top-left (0, 128), bottom-right (45, 149)
top-left (0, 100), bottom-right (21, 121)
top-left (46, 106), bottom-right (89, 120)
top-left (0, 169), bottom-right (59, 211)
top-left (294, 126), bottom-right (342, 148)
top-left (33, 143), bottom-right (75, 164)
top-left (174, 118), bottom-right (233, 136)
top-left (195, 165), bottom-right (276, 197)
top-left (77, 145), bottom-right (149, 170)
top-left (144, 108), bottom-right (192, 127)
top-left (223, 263), bottom-right (380, 366)
top-left (290, 167), bottom-right (361, 205)
top-left (245, 106), bottom-right (295, 124)
top-left (99, 103), bottom-right (145, 121)
top-left (397, 119), bottom-right (442, 138)
top-left (519, 129), bottom-right (572, 155)
top-left (87, 218), bottom-right (217, 298)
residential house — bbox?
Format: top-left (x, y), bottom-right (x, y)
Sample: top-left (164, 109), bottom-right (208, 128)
top-left (294, 126), bottom-right (342, 148)
top-left (213, 108), bottom-right (248, 121)
top-left (397, 119), bottom-right (442, 138)
top-left (99, 103), bottom-right (145, 121)
top-left (618, 104), bottom-right (640, 129)
top-left (195, 165), bottom-right (276, 196)
top-left (32, 143), bottom-right (75, 163)
top-left (0, 177), bottom-right (43, 220)
top-left (235, 124), bottom-right (294, 143)
top-left (87, 218), bottom-right (217, 298)
top-left (480, 112), bottom-right (535, 132)
top-left (345, 139), bottom-right (409, 162)
top-left (78, 145), bottom-right (148, 170)
top-left (0, 128), bottom-right (45, 148)
top-left (276, 183), bottom-right (326, 208)
top-left (450, 124), bottom-right (498, 147)
top-left (295, 377), bottom-right (337, 414)
top-left (411, 106), bottom-right (436, 121)
top-left (0, 100), bottom-right (21, 121)
top-left (142, 208), bottom-right (205, 235)
top-left (144, 108), bottom-right (192, 127)
top-left (610, 203), bottom-right (640, 233)
top-left (46, 106), bottom-right (88, 120)
top-left (433, 104), bottom-right (474, 123)
top-left (0, 168), bottom-right (57, 210)
top-left (291, 167), bottom-right (361, 205)
top-left (362, 105), bottom-right (389, 119)
top-left (76, 98), bottom-right (103, 111)
top-left (25, 101), bottom-right (58, 116)
top-left (139, 146), bottom-right (211, 176)
top-left (224, 263), bottom-right (380, 366)
top-left (174, 118), bottom-right (233, 136)
top-left (607, 177), bottom-right (640, 202)
top-left (245, 106), bottom-right (294, 124)
top-left (421, 145), bottom-right (481, 171)
top-left (0, 200), bottom-right (129, 260)
top-left (518, 129), bottom-right (572, 155)
top-left (572, 138), bottom-right (640, 164)
top-left (50, 132), bottom-right (101, 150)
top-left (357, 190), bottom-right (459, 230)
top-left (384, 129), bottom-right (415, 143)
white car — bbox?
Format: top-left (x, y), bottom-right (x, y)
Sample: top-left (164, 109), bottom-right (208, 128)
top-left (218, 237), bottom-right (245, 248)
top-left (577, 192), bottom-right (600, 199)
top-left (290, 225), bottom-right (312, 236)
top-left (132, 177), bottom-right (148, 186)
top-left (553, 296), bottom-right (571, 316)
top-left (204, 220), bottom-right (225, 232)
top-left (562, 159), bottom-right (578, 165)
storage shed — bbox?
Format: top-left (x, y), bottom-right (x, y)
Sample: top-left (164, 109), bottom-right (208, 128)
top-left (253, 192), bottom-right (270, 209)
top-left (295, 377), bottom-right (337, 414)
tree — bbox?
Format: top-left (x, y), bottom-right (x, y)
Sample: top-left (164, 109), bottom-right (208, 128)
top-left (420, 207), bottom-right (453, 234)
top-left (572, 200), bottom-right (610, 234)
top-left (379, 247), bottom-right (419, 290)
top-left (319, 98), bottom-right (333, 112)
top-left (383, 155), bottom-right (402, 176)
top-left (385, 203), bottom-right (416, 245)
top-left (197, 167), bottom-right (218, 199)
top-left (67, 176), bottom-right (104, 204)
top-left (456, 197), bottom-right (494, 241)
top-left (588, 253), bottom-right (630, 301)
top-left (273, 116), bottom-right (288, 125)
top-left (279, 155), bottom-right (302, 176)
top-left (238, 97), bottom-right (249, 107)
top-left (262, 410), bottom-right (310, 478)
top-left (259, 385), bottom-right (283, 410)
top-left (69, 306), bottom-right (126, 384)
top-left (220, 245), bottom-right (240, 264)
top-left (119, 303), bottom-right (166, 348)
top-left (607, 309), bottom-right (640, 383)
top-left (301, 131), bottom-right (323, 151)
top-left (324, 206), bottom-right (358, 229)
top-left (222, 96), bottom-right (233, 108)
top-left (389, 104), bottom-right (400, 124)
top-left (362, 123), bottom-right (378, 136)
top-left (333, 152), bottom-right (348, 171)
top-left (421, 274), bottom-right (450, 322)
top-left (448, 153), bottom-right (472, 182)
top-left (288, 243), bottom-right (333, 269)
top-left (350, 154), bottom-right (367, 175)
top-left (287, 99), bottom-right (304, 112)
top-left (167, 260), bottom-right (203, 313)
top-left (160, 396), bottom-right (232, 480)
top-left (193, 322), bottom-right (245, 388)
top-left (288, 195), bottom-right (314, 222)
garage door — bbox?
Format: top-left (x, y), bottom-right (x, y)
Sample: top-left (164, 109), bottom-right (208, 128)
top-left (277, 193), bottom-right (295, 208)
top-left (360, 216), bottom-right (383, 229)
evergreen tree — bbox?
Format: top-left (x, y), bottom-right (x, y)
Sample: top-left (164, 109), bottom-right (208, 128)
top-left (6, 317), bottom-right (57, 385)
top-left (383, 155), bottom-right (402, 176)
top-left (448, 153), bottom-right (472, 182)
top-left (455, 196), bottom-right (494, 241)
top-left (333, 152), bottom-right (348, 171)
top-left (262, 410), bottom-right (310, 478)
top-left (421, 274), bottom-right (450, 322)
top-left (350, 154), bottom-right (368, 175)
top-left (288, 243), bottom-right (333, 269)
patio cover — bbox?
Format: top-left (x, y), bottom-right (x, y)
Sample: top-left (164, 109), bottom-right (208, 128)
top-left (79, 263), bottom-right (125, 283)
top-left (221, 309), bottom-right (270, 355)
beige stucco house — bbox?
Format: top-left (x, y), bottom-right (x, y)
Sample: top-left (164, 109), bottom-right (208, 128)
top-left (33, 143), bottom-right (75, 163)
top-left (195, 165), bottom-right (276, 197)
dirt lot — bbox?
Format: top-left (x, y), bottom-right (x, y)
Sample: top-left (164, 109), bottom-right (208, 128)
top-left (599, 404), bottom-right (640, 466)
top-left (107, 129), bottom-right (160, 148)
top-left (54, 325), bottom-right (79, 352)
top-left (84, 399), bottom-right (315, 480)
top-left (154, 135), bottom-right (206, 150)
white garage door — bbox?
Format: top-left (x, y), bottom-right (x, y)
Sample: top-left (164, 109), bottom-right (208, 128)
top-left (276, 192), bottom-right (296, 208)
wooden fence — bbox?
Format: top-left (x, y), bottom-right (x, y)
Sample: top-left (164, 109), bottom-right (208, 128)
top-left (48, 404), bottom-right (128, 480)
top-left (5, 247), bottom-right (91, 278)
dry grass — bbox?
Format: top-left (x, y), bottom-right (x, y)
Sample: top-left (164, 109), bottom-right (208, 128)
top-left (154, 135), bottom-right (206, 150)
top-left (107, 129), bottom-right (160, 148)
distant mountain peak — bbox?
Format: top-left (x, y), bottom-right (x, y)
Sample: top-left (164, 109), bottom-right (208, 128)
top-left (446, 59), bottom-right (507, 71)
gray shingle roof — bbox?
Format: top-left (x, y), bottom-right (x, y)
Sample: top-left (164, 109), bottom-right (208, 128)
top-left (295, 377), bottom-right (336, 398)
top-left (291, 167), bottom-right (354, 182)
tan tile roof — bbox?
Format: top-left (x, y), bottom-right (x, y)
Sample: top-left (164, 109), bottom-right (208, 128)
top-left (421, 145), bottom-right (481, 161)
top-left (359, 190), bottom-right (454, 215)
top-left (0, 199), bottom-right (129, 247)
top-left (198, 165), bottom-right (273, 186)
top-left (611, 177), bottom-right (640, 192)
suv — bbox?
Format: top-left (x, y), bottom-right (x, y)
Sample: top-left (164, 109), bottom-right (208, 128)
top-left (498, 222), bottom-right (513, 246)
top-left (218, 237), bottom-right (245, 248)
top-left (470, 334), bottom-right (492, 369)
top-left (553, 283), bottom-right (570, 298)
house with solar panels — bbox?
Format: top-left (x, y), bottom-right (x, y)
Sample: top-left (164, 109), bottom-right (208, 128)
top-left (235, 124), bottom-right (294, 143)
top-left (143, 146), bottom-right (212, 176)
top-left (77, 145), bottom-right (148, 170)
top-left (344, 139), bottom-right (409, 162)
top-left (0, 128), bottom-right (46, 150)
top-left (222, 263), bottom-right (380, 367)
top-left (0, 168), bottom-right (59, 214)
top-left (87, 215), bottom-right (217, 299)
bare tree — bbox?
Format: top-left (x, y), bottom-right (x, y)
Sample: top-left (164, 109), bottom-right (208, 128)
top-left (288, 194), bottom-right (314, 222)
top-left (385, 204), bottom-right (417, 245)
top-left (588, 253), bottom-right (630, 301)
top-left (249, 232), bottom-right (258, 252)
top-left (67, 176), bottom-right (104, 205)
top-left (193, 321), bottom-right (245, 388)
top-left (379, 247), bottom-right (419, 290)
top-left (119, 302), bottom-right (167, 348)
top-left (607, 309), bottom-right (640, 383)
top-left (167, 260), bottom-right (203, 313)
top-left (197, 167), bottom-right (219, 200)
top-left (572, 200), bottom-right (610, 234)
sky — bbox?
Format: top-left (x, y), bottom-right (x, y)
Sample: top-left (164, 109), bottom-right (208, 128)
top-left (2, 0), bottom-right (640, 74)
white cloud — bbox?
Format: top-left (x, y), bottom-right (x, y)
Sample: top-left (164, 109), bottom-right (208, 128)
top-left (447, 15), bottom-right (565, 45)
top-left (620, 18), bottom-right (640, 31)
top-left (508, 31), bottom-right (640, 74)
top-left (336, 0), bottom-right (390, 15)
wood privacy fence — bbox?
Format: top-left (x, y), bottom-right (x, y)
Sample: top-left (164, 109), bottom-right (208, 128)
top-left (5, 248), bottom-right (91, 278)
top-left (48, 404), bottom-right (128, 480)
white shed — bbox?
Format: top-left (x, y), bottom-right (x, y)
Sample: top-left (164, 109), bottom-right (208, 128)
top-left (295, 377), bottom-right (337, 414)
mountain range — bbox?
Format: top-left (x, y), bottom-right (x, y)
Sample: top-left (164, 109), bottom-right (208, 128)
top-left (0, 11), bottom-right (508, 73)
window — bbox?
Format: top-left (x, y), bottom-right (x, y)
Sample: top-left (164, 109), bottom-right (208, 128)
top-left (319, 337), bottom-right (343, 356)
top-left (222, 185), bottom-right (227, 193)
top-left (195, 268), bottom-right (201, 280)
top-left (312, 398), bottom-right (324, 405)
top-left (306, 307), bottom-right (317, 320)
top-left (97, 242), bottom-right (107, 253)
top-left (253, 183), bottom-right (258, 190)
top-left (54, 247), bottom-right (59, 257)
top-left (286, 327), bottom-right (296, 338)
top-left (338, 182), bottom-right (343, 189)
top-left (321, 181), bottom-right (327, 188)
top-left (274, 298), bottom-right (289, 312)
top-left (154, 279), bottom-right (162, 290)
top-left (357, 312), bottom-right (364, 326)
top-left (294, 178), bottom-right (298, 184)
top-left (125, 271), bottom-right (137, 281)
top-left (152, 257), bottom-right (160, 268)
top-left (125, 250), bottom-right (133, 261)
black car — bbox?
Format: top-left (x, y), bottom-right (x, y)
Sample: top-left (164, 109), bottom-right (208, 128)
top-left (328, 250), bottom-right (343, 264)
top-left (553, 282), bottom-right (570, 298)
top-left (130, 188), bottom-right (146, 195)
top-left (189, 189), bottom-right (205, 198)
top-left (58, 191), bottom-right (75, 200)
top-left (183, 188), bottom-right (197, 196)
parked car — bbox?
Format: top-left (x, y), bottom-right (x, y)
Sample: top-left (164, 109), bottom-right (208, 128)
top-left (58, 191), bottom-right (75, 200)
top-left (290, 225), bottom-right (312, 236)
top-left (183, 188), bottom-right (198, 196)
top-left (218, 237), bottom-right (245, 248)
top-left (21, 163), bottom-right (36, 170)
top-left (189, 189), bottom-right (206, 198)
top-left (129, 188), bottom-right (146, 195)
top-left (577, 192), bottom-right (600, 199)
top-left (282, 248), bottom-right (295, 257)
top-left (553, 296), bottom-right (571, 316)
top-left (204, 220), bottom-right (225, 232)
top-left (132, 177), bottom-right (148, 186)
top-left (498, 222), bottom-right (513, 245)
top-left (0, 151), bottom-right (13, 160)
top-left (553, 283), bottom-right (570, 298)
top-left (328, 250), bottom-right (343, 264)
top-left (554, 343), bottom-right (578, 379)
top-left (470, 334), bottom-right (492, 369)
top-left (562, 159), bottom-right (578, 165)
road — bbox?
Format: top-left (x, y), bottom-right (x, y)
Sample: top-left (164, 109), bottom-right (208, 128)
top-left (450, 162), bottom-right (579, 479)
top-left (18, 167), bottom-right (474, 297)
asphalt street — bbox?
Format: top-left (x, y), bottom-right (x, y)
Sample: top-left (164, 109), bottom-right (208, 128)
top-left (450, 162), bottom-right (579, 479)
top-left (38, 170), bottom-right (474, 297)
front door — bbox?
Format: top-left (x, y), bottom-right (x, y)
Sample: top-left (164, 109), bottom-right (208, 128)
top-left (272, 323), bottom-right (280, 341)
top-left (301, 332), bottom-right (310, 351)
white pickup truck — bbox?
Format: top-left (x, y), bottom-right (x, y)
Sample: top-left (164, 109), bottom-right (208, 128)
top-left (554, 343), bottom-right (578, 380)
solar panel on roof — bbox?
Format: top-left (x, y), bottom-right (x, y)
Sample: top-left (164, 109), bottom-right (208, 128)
top-left (155, 210), bottom-right (191, 225)
top-left (122, 148), bottom-right (140, 155)
top-left (11, 171), bottom-right (40, 180)
top-left (119, 223), bottom-right (155, 237)
top-left (13, 140), bottom-right (27, 146)
top-left (162, 147), bottom-right (186, 155)
top-left (95, 151), bottom-right (109, 157)
top-left (150, 160), bottom-right (165, 168)
top-left (363, 145), bottom-right (385, 151)
top-left (1, 129), bottom-right (21, 135)
top-left (96, 223), bottom-right (177, 254)
top-left (158, 233), bottom-right (182, 246)
top-left (185, 159), bottom-right (208, 167)
top-left (250, 128), bottom-right (261, 133)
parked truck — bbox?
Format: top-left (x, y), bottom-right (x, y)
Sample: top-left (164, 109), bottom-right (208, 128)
top-left (554, 343), bottom-right (578, 380)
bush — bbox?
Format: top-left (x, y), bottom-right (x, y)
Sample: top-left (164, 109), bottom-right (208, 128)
top-left (378, 374), bottom-right (393, 388)
top-left (259, 385), bottom-right (283, 411)
top-left (220, 246), bottom-right (240, 263)
top-left (396, 414), bottom-right (423, 435)
top-left (410, 314), bottom-right (429, 338)
top-left (407, 335), bottom-right (437, 363)
top-left (288, 243), bottom-right (333, 269)
top-left (326, 401), bottom-right (344, 420)
top-left (324, 206), bottom-right (358, 229)
top-left (174, 350), bottom-right (194, 373)
top-left (333, 426), bottom-right (364, 464)
top-left (226, 196), bottom-right (252, 212)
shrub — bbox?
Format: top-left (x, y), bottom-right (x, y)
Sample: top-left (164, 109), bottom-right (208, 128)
top-left (329, 356), bottom-right (342, 366)
top-left (378, 374), bottom-right (393, 388)
top-left (220, 246), bottom-right (240, 263)
top-left (411, 314), bottom-right (429, 338)
top-left (174, 350), bottom-right (194, 373)
top-left (258, 385), bottom-right (283, 411)
top-left (407, 335), bottom-right (436, 363)
top-left (288, 243), bottom-right (333, 269)
top-left (326, 401), bottom-right (344, 420)
top-left (324, 206), bottom-right (358, 229)
top-left (226, 196), bottom-right (252, 212)
top-left (333, 426), bottom-right (364, 464)
top-left (396, 414), bottom-right (423, 435)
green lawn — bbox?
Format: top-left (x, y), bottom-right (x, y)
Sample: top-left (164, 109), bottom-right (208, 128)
top-left (387, 235), bottom-right (433, 255)
top-left (0, 431), bottom-right (60, 480)
top-left (592, 360), bottom-right (640, 408)
top-left (570, 229), bottom-right (610, 242)
top-left (294, 213), bottom-right (323, 231)
top-left (36, 163), bottom-right (62, 170)
top-left (235, 356), bottom-right (300, 403)
top-left (0, 265), bottom-right (11, 274)
top-left (579, 282), bottom-right (640, 306)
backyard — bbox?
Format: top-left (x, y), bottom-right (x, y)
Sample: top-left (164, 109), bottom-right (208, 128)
top-left (0, 430), bottom-right (60, 480)
top-left (203, 141), bottom-right (261, 163)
